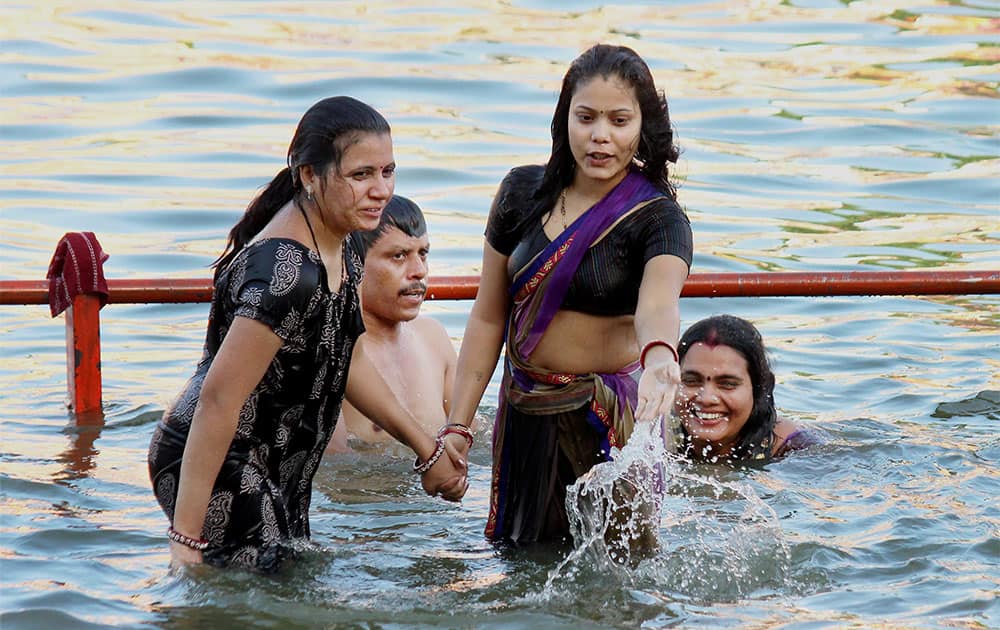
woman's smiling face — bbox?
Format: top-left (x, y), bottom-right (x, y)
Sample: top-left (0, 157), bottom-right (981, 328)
top-left (673, 341), bottom-right (755, 458)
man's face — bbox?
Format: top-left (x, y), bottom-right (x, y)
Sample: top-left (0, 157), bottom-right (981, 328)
top-left (361, 226), bottom-right (429, 323)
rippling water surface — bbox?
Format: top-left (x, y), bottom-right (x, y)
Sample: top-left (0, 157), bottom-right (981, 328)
top-left (1, 1), bottom-right (998, 628)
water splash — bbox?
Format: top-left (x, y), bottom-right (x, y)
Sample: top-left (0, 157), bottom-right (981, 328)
top-left (542, 418), bottom-right (790, 603)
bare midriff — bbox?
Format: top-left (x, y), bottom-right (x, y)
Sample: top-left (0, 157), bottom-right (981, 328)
top-left (525, 309), bottom-right (638, 375)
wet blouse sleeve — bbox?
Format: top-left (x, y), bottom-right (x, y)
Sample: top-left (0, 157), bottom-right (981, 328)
top-left (485, 165), bottom-right (544, 256)
top-left (231, 241), bottom-right (322, 341)
top-left (638, 197), bottom-right (694, 270)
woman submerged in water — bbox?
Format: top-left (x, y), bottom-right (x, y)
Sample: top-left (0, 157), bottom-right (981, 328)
top-left (672, 314), bottom-right (815, 463)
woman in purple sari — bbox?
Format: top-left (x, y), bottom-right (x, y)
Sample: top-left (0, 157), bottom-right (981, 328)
top-left (445, 44), bottom-right (693, 545)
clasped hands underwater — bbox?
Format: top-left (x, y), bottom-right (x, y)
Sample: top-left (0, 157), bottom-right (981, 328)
top-left (147, 43), bottom-right (805, 573)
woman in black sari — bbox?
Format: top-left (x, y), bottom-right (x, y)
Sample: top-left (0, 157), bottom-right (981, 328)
top-left (445, 45), bottom-right (692, 545)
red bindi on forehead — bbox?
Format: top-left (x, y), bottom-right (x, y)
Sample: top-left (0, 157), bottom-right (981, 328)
top-left (702, 329), bottom-right (721, 348)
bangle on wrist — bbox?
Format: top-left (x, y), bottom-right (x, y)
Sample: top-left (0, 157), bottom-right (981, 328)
top-left (413, 436), bottom-right (447, 475)
top-left (437, 423), bottom-right (473, 448)
top-left (640, 340), bottom-right (678, 369)
top-left (167, 526), bottom-right (209, 551)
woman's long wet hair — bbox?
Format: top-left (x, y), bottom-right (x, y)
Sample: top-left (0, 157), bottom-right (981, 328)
top-left (519, 44), bottom-right (680, 233)
top-left (213, 96), bottom-right (391, 279)
top-left (677, 315), bottom-right (778, 462)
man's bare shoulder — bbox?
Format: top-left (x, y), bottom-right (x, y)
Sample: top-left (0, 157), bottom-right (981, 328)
top-left (410, 314), bottom-right (448, 336)
top-left (410, 316), bottom-right (457, 359)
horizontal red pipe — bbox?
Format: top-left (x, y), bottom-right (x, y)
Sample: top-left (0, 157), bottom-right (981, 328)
top-left (678, 270), bottom-right (1000, 297)
top-left (1, 271), bottom-right (998, 306)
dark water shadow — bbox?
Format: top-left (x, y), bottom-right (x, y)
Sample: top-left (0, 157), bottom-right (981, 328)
top-left (53, 409), bottom-right (105, 483)
top-left (54, 404), bottom-right (163, 483)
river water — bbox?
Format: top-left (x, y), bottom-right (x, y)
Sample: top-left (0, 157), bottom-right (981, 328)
top-left (1, 1), bottom-right (998, 628)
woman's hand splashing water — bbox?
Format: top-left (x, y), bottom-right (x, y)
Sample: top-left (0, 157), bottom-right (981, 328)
top-left (635, 356), bottom-right (680, 423)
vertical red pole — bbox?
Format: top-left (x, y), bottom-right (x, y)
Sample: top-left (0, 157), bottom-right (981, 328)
top-left (65, 293), bottom-right (103, 417)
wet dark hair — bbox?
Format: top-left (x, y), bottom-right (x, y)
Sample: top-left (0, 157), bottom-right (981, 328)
top-left (213, 96), bottom-right (391, 278)
top-left (677, 315), bottom-right (778, 461)
top-left (519, 44), bottom-right (680, 233)
top-left (350, 195), bottom-right (426, 258)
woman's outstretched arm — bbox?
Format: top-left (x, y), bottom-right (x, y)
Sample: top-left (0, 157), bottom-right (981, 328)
top-left (633, 254), bottom-right (689, 423)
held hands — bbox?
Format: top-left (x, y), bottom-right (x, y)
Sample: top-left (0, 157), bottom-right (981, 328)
top-left (418, 424), bottom-right (473, 501)
top-left (442, 430), bottom-right (472, 463)
top-left (421, 449), bottom-right (467, 501)
top-left (635, 341), bottom-right (681, 422)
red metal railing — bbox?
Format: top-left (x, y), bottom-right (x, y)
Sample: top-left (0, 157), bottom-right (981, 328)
top-left (3, 270), bottom-right (997, 305)
top-left (3, 267), bottom-right (997, 421)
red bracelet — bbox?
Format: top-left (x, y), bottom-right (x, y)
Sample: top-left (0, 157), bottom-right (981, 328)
top-left (640, 340), bottom-right (678, 369)
top-left (413, 436), bottom-right (447, 475)
top-left (167, 526), bottom-right (209, 551)
top-left (437, 423), bottom-right (474, 448)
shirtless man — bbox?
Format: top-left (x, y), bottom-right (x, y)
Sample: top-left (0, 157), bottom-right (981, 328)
top-left (327, 195), bottom-right (456, 452)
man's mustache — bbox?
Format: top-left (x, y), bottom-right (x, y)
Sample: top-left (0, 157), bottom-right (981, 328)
top-left (399, 282), bottom-right (427, 295)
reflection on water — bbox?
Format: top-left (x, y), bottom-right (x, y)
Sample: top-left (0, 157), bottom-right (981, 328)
top-left (1, 0), bottom-right (998, 628)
